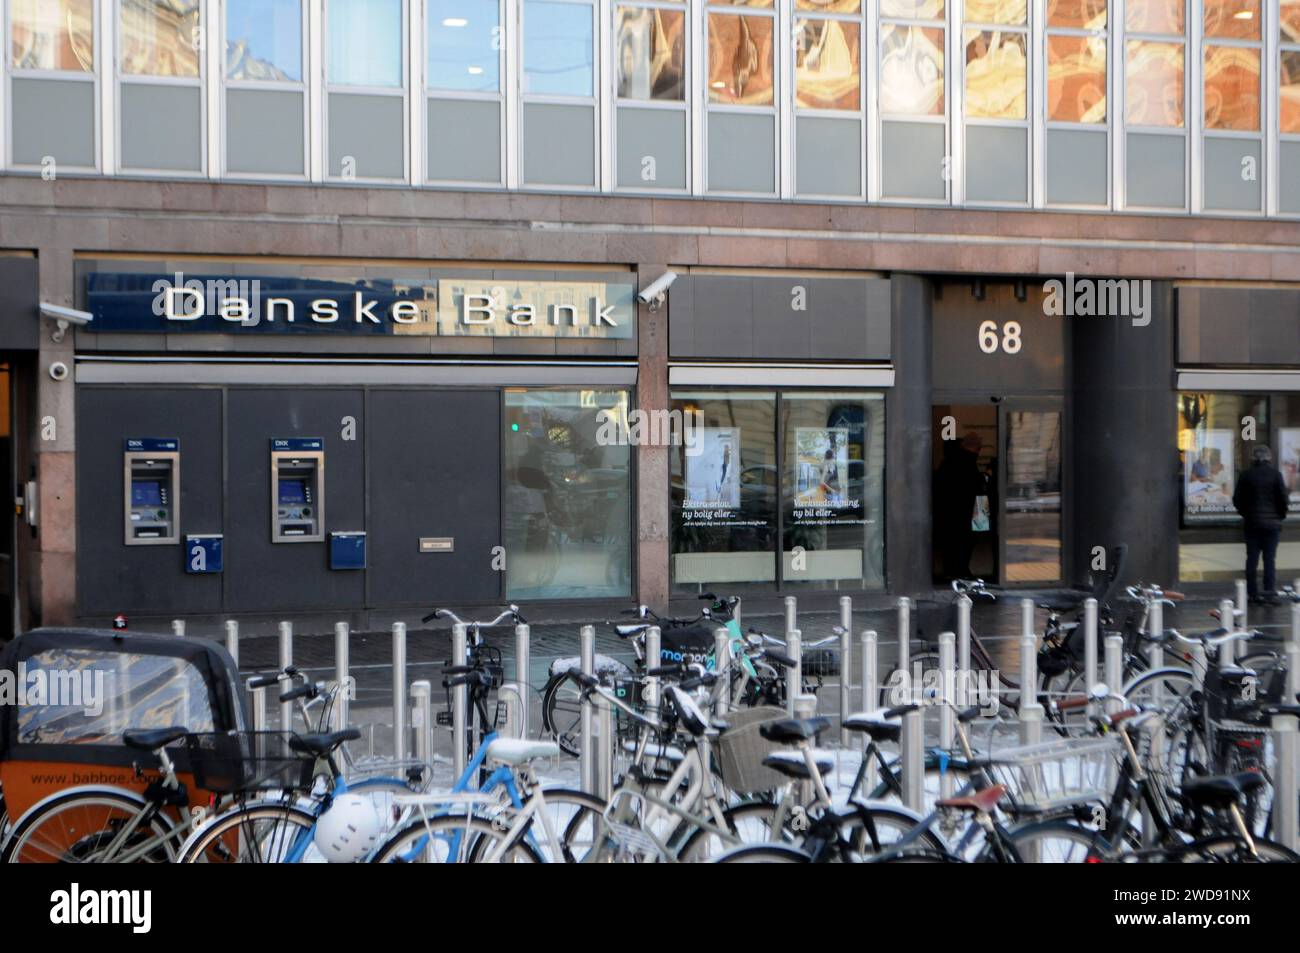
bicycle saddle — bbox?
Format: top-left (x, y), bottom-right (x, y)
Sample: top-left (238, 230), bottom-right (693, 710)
top-left (759, 717), bottom-right (830, 744)
top-left (615, 623), bottom-right (651, 638)
top-left (123, 726), bottom-right (188, 751)
top-left (842, 708), bottom-right (901, 743)
top-left (936, 785), bottom-right (1005, 814)
top-left (288, 728), bottom-right (361, 757)
top-left (762, 749), bottom-right (834, 780)
top-left (1181, 772), bottom-right (1267, 810)
top-left (484, 738), bottom-right (561, 765)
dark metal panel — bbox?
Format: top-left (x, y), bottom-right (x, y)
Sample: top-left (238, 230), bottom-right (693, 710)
top-left (886, 275), bottom-right (933, 594)
top-left (1249, 290), bottom-right (1300, 365)
top-left (76, 387), bottom-right (224, 617)
top-left (752, 278), bottom-right (811, 359)
top-left (667, 275), bottom-right (695, 357)
top-left (224, 389), bottom-right (366, 612)
top-left (690, 278), bottom-right (755, 358)
top-left (932, 282), bottom-right (1066, 393)
top-left (367, 390), bottom-right (501, 606)
top-left (0, 259), bottom-right (39, 351)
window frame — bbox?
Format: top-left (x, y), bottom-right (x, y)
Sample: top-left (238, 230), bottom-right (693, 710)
top-left (874, 1), bottom-right (950, 204)
top-left (702, 0), bottom-right (780, 197)
top-left (960, 0), bottom-right (1033, 208)
top-left (790, 0), bottom-right (866, 200)
top-left (611, 0), bottom-right (690, 195)
top-left (1039, 0), bottom-right (1111, 210)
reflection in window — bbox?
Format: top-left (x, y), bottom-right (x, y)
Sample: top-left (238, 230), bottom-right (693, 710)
top-left (795, 19), bottom-right (860, 110)
top-left (1285, 1), bottom-right (1300, 44)
top-left (327, 0), bottom-right (403, 87)
top-left (781, 393), bottom-right (885, 589)
top-left (1126, 0), bottom-right (1185, 35)
top-left (1004, 411), bottom-right (1062, 583)
top-left (226, 0), bottom-right (301, 82)
top-left (121, 0), bottom-right (201, 76)
top-left (11, 0), bottom-right (94, 71)
top-left (428, 0), bottom-right (500, 92)
top-left (1203, 0), bottom-right (1260, 40)
top-left (708, 13), bottom-right (774, 105)
top-left (671, 391), bottom-right (777, 591)
top-left (1204, 45), bottom-right (1259, 131)
top-left (1125, 40), bottom-right (1184, 127)
top-left (1283, 50), bottom-right (1300, 134)
top-left (1178, 392), bottom-right (1266, 526)
top-left (504, 389), bottom-right (631, 599)
top-left (965, 0), bottom-right (1027, 25)
top-left (524, 1), bottom-right (595, 97)
top-left (964, 30), bottom-right (1026, 119)
top-left (1046, 0), bottom-right (1106, 30)
top-left (615, 7), bottom-right (685, 100)
top-left (880, 24), bottom-right (944, 115)
top-left (881, 0), bottom-right (943, 15)
top-left (797, 0), bottom-right (860, 10)
top-left (1047, 33), bottom-right (1105, 122)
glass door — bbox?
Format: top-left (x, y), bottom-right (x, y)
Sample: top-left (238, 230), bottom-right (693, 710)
top-left (999, 402), bottom-right (1063, 584)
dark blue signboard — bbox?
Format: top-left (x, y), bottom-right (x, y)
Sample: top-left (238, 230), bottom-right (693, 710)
top-left (185, 535), bottom-right (223, 574)
top-left (123, 438), bottom-right (179, 452)
top-left (272, 438), bottom-right (324, 452)
top-left (330, 532), bottom-right (367, 570)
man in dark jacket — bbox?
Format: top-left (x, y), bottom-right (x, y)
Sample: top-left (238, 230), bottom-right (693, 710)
top-left (1232, 445), bottom-right (1290, 604)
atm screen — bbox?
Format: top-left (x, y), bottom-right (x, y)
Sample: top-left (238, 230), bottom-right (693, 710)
top-left (278, 478), bottom-right (308, 505)
top-left (132, 480), bottom-right (164, 507)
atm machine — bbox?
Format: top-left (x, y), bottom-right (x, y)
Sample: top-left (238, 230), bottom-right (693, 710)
top-left (123, 438), bottom-right (179, 545)
top-left (271, 438), bottom-right (324, 542)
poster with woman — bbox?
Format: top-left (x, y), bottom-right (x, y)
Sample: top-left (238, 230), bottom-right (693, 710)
top-left (1183, 428), bottom-right (1237, 522)
top-left (1280, 428), bottom-right (1300, 514)
top-left (685, 428), bottom-right (740, 508)
top-left (794, 428), bottom-right (850, 506)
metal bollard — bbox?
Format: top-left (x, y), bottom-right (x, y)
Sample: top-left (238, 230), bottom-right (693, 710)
top-left (248, 677), bottom-right (267, 761)
top-left (1292, 597), bottom-right (1300, 647)
top-left (1148, 597), bottom-right (1165, 708)
top-left (499, 683), bottom-right (525, 740)
top-left (860, 630), bottom-right (878, 793)
top-left (411, 680), bottom-right (433, 770)
top-left (1019, 601), bottom-right (1042, 748)
top-left (224, 620), bottom-right (238, 665)
top-left (1219, 598), bottom-right (1237, 667)
top-left (644, 626), bottom-right (662, 711)
top-left (171, 619), bottom-right (185, 637)
top-left (900, 704), bottom-right (925, 814)
top-left (334, 622), bottom-right (351, 733)
top-left (1272, 640), bottom-right (1300, 851)
top-left (595, 685), bottom-right (614, 801)
top-left (392, 622), bottom-right (408, 762)
top-left (786, 629), bottom-right (803, 715)
top-left (278, 621), bottom-right (293, 732)
top-left (896, 597), bottom-right (912, 675)
top-left (838, 597), bottom-right (853, 744)
top-left (732, 597), bottom-right (742, 630)
top-left (514, 623), bottom-right (531, 740)
top-left (451, 623), bottom-right (469, 780)
top-left (714, 627), bottom-right (731, 716)
top-left (792, 694), bottom-right (820, 805)
top-left (1104, 634), bottom-right (1123, 714)
top-left (1235, 579), bottom-right (1248, 632)
top-left (956, 595), bottom-right (972, 707)
top-left (580, 625), bottom-right (596, 795)
top-left (938, 632), bottom-right (956, 800)
top-left (784, 596), bottom-right (797, 636)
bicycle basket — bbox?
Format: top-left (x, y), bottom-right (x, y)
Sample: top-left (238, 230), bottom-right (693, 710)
top-left (1204, 663), bottom-right (1284, 724)
top-left (983, 735), bottom-right (1121, 814)
top-left (714, 706), bottom-right (789, 796)
top-left (184, 730), bottom-right (316, 795)
top-left (802, 647), bottom-right (840, 678)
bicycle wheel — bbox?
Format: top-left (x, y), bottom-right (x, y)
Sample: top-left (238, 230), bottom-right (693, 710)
top-left (997, 819), bottom-right (1109, 863)
top-left (837, 805), bottom-right (947, 858)
top-left (1178, 834), bottom-right (1300, 863)
top-left (3, 789), bottom-right (176, 863)
top-left (676, 800), bottom-right (788, 862)
top-left (714, 844), bottom-right (811, 863)
top-left (541, 671), bottom-right (583, 758)
top-left (873, 848), bottom-right (962, 863)
top-left (372, 813), bottom-right (543, 863)
top-left (176, 803), bottom-right (319, 863)
top-left (515, 787), bottom-right (606, 863)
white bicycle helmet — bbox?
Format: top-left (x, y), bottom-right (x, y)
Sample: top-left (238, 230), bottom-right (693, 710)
top-left (313, 793), bottom-right (383, 863)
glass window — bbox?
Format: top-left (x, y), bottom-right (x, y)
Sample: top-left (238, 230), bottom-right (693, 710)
top-left (781, 393), bottom-right (885, 589)
top-left (1004, 410), bottom-right (1063, 583)
top-left (428, 0), bottom-right (500, 92)
top-left (1047, 33), bottom-right (1106, 122)
top-left (1046, 0), bottom-right (1106, 29)
top-left (797, 0), bottom-right (859, 10)
top-left (11, 0), bottom-right (94, 71)
top-left (881, 0), bottom-right (943, 15)
top-left (1204, 44), bottom-right (1259, 131)
top-left (1125, 40), bottom-right (1184, 127)
top-left (327, 0), bottom-right (402, 87)
top-left (795, 18), bottom-right (860, 110)
top-left (1178, 393), bottom-right (1266, 525)
top-left (226, 0), bottom-right (301, 82)
top-left (1126, 0), bottom-right (1185, 35)
top-left (120, 0), bottom-right (201, 77)
top-left (615, 6), bottom-right (686, 101)
top-left (879, 24), bottom-right (944, 115)
top-left (524, 1), bottom-right (594, 97)
top-left (707, 13), bottom-right (774, 105)
top-left (504, 389), bottom-right (632, 599)
top-left (1283, 50), bottom-right (1300, 134)
top-left (671, 391), bottom-right (778, 591)
top-left (964, 29), bottom-right (1027, 119)
top-left (965, 0), bottom-right (1027, 25)
top-left (1285, 0), bottom-right (1300, 44)
top-left (1203, 0), bottom-right (1260, 41)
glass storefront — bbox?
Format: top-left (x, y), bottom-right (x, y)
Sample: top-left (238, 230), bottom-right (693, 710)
top-left (670, 389), bottom-right (885, 593)
top-left (504, 388), bottom-right (633, 600)
top-left (1177, 391), bottom-right (1300, 582)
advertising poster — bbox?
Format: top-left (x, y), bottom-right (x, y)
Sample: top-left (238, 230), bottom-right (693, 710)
top-left (794, 428), bottom-right (850, 507)
top-left (685, 428), bottom-right (740, 509)
top-left (1281, 428), bottom-right (1300, 514)
top-left (1184, 428), bottom-right (1237, 522)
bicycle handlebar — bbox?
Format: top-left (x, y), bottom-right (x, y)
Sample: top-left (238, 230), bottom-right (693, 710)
top-left (424, 605), bottom-right (527, 627)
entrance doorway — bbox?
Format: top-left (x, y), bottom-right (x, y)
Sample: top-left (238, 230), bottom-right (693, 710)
top-left (931, 399), bottom-right (1063, 585)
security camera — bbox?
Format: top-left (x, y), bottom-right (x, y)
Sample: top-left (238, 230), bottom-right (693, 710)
top-left (49, 361), bottom-right (70, 382)
top-left (40, 302), bottom-right (93, 343)
top-left (636, 271), bottom-right (677, 311)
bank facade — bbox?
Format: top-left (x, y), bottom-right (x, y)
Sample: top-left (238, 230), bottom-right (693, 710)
top-left (2, 0), bottom-right (1300, 631)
